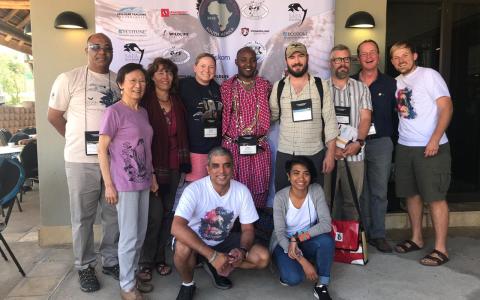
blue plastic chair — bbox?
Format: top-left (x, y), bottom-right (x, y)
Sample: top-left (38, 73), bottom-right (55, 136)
top-left (0, 157), bottom-right (26, 276)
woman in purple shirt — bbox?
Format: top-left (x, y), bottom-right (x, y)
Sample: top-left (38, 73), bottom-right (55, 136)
top-left (98, 63), bottom-right (158, 300)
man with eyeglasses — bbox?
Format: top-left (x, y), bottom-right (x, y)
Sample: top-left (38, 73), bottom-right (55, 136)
top-left (351, 40), bottom-right (397, 253)
top-left (269, 42), bottom-right (339, 192)
top-left (47, 33), bottom-right (121, 293)
top-left (324, 44), bottom-right (372, 221)
top-left (390, 41), bottom-right (452, 267)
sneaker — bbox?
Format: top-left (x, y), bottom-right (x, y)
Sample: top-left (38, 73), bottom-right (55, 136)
top-left (202, 262), bottom-right (232, 290)
top-left (279, 278), bottom-right (289, 286)
top-left (368, 238), bottom-right (393, 253)
top-left (176, 284), bottom-right (196, 300)
top-left (102, 264), bottom-right (120, 280)
top-left (78, 266), bottom-right (100, 293)
top-left (314, 285), bottom-right (332, 300)
top-left (120, 288), bottom-right (143, 300)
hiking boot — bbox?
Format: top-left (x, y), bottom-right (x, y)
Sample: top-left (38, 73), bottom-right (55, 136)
top-left (202, 262), bottom-right (232, 290)
top-left (176, 284), bottom-right (196, 300)
top-left (78, 266), bottom-right (100, 293)
top-left (102, 264), bottom-right (120, 280)
top-left (314, 285), bottom-right (332, 300)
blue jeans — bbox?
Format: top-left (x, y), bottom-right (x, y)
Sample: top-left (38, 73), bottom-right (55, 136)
top-left (360, 137), bottom-right (393, 239)
top-left (273, 233), bottom-right (334, 286)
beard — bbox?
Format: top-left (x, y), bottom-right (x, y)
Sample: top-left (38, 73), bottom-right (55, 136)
top-left (335, 67), bottom-right (349, 79)
top-left (287, 61), bottom-right (308, 77)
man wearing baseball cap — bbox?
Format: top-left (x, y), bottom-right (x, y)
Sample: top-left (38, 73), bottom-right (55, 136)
top-left (269, 42), bottom-right (339, 191)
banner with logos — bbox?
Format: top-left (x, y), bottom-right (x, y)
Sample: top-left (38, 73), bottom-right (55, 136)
top-left (95, 0), bottom-right (335, 83)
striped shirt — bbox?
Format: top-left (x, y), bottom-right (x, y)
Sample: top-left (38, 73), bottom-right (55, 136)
top-left (327, 77), bottom-right (372, 162)
top-left (270, 74), bottom-right (339, 156)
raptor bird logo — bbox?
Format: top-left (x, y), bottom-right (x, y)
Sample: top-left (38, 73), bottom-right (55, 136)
top-left (123, 43), bottom-right (145, 64)
top-left (288, 3), bottom-right (307, 25)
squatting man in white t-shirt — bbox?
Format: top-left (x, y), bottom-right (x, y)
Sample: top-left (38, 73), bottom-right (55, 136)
top-left (172, 147), bottom-right (270, 300)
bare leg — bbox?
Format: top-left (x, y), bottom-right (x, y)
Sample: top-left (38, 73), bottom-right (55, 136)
top-left (239, 244), bottom-right (270, 269)
top-left (173, 240), bottom-right (197, 283)
top-left (429, 200), bottom-right (449, 255)
top-left (406, 195), bottom-right (424, 248)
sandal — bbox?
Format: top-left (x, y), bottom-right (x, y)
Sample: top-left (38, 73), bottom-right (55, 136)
top-left (137, 266), bottom-right (153, 282)
top-left (394, 240), bottom-right (423, 253)
top-left (420, 249), bottom-right (449, 266)
top-left (156, 263), bottom-right (172, 276)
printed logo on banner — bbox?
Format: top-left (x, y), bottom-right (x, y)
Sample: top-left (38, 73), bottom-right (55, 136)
top-left (162, 29), bottom-right (190, 40)
top-left (214, 54), bottom-right (231, 61)
top-left (241, 0), bottom-right (269, 20)
top-left (241, 27), bottom-right (249, 36)
top-left (118, 29), bottom-right (147, 37)
top-left (160, 8), bottom-right (189, 17)
top-left (123, 43), bottom-right (145, 64)
top-left (215, 74), bottom-right (229, 80)
top-left (198, 0), bottom-right (241, 37)
top-left (245, 41), bottom-right (266, 62)
top-left (162, 47), bottom-right (191, 64)
top-left (288, 3), bottom-right (308, 25)
top-left (117, 7), bottom-right (147, 19)
top-left (282, 31), bottom-right (308, 39)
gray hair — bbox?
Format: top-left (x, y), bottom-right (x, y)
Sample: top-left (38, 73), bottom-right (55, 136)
top-left (330, 44), bottom-right (351, 58)
top-left (207, 147), bottom-right (233, 166)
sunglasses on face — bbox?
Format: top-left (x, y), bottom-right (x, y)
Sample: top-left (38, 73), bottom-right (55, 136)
top-left (87, 44), bottom-right (113, 52)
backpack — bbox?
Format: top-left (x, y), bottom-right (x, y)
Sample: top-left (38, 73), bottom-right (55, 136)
top-left (276, 76), bottom-right (326, 142)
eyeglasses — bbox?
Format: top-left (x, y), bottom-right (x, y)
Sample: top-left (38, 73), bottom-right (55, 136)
top-left (331, 57), bottom-right (351, 64)
top-left (87, 44), bottom-right (113, 52)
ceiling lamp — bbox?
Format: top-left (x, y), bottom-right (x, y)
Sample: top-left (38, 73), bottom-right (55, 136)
top-left (345, 11), bottom-right (375, 28)
top-left (54, 11), bottom-right (88, 29)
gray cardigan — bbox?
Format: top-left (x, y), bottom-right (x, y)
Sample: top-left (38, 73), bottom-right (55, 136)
top-left (269, 183), bottom-right (332, 253)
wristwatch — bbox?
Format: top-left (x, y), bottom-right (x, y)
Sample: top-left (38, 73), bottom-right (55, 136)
top-left (357, 139), bottom-right (365, 147)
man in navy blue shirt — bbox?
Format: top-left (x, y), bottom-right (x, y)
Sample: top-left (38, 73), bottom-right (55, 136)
top-left (353, 40), bottom-right (397, 252)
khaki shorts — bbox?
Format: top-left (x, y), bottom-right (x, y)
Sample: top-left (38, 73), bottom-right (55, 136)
top-left (395, 143), bottom-right (451, 203)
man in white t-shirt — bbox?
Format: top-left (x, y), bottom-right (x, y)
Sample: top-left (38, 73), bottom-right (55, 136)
top-left (172, 147), bottom-right (270, 300)
top-left (390, 41), bottom-right (453, 267)
top-left (47, 33), bottom-right (121, 292)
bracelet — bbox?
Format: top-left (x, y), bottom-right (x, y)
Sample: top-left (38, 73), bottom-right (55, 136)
top-left (208, 251), bottom-right (217, 264)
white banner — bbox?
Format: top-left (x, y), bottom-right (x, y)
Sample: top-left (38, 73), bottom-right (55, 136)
top-left (95, 0), bottom-right (335, 83)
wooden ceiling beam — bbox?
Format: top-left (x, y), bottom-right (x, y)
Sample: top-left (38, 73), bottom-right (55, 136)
top-left (0, 1), bottom-right (30, 10)
top-left (0, 37), bottom-right (31, 54)
top-left (2, 8), bottom-right (18, 21)
top-left (16, 13), bottom-right (29, 28)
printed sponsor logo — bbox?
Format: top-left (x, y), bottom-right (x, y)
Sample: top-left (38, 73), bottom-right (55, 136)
top-left (160, 8), bottom-right (189, 17)
top-left (288, 3), bottom-right (308, 25)
top-left (215, 74), bottom-right (229, 79)
top-left (244, 41), bottom-right (266, 62)
top-left (118, 29), bottom-right (147, 37)
top-left (123, 43), bottom-right (145, 64)
top-left (241, 27), bottom-right (249, 36)
top-left (117, 7), bottom-right (147, 19)
top-left (161, 29), bottom-right (190, 40)
top-left (161, 47), bottom-right (191, 64)
top-left (282, 31), bottom-right (308, 39)
top-left (199, 0), bottom-right (240, 37)
top-left (213, 54), bottom-right (231, 61)
top-left (241, 0), bottom-right (269, 20)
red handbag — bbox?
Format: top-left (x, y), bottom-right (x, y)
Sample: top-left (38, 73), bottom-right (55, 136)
top-left (329, 160), bottom-right (368, 265)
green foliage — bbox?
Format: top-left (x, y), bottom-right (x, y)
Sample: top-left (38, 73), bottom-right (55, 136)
top-left (0, 55), bottom-right (26, 105)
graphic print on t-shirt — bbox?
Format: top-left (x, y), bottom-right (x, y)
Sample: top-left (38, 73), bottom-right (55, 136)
top-left (396, 87), bottom-right (416, 119)
top-left (193, 97), bottom-right (223, 123)
top-left (86, 80), bottom-right (118, 110)
top-left (199, 206), bottom-right (234, 241)
top-left (121, 138), bottom-right (148, 183)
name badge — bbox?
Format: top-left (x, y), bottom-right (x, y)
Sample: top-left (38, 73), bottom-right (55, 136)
top-left (335, 106), bottom-right (351, 125)
top-left (238, 135), bottom-right (257, 155)
top-left (291, 99), bottom-right (313, 122)
top-left (368, 123), bottom-right (377, 135)
top-left (204, 119), bottom-right (218, 138)
top-left (85, 131), bottom-right (100, 156)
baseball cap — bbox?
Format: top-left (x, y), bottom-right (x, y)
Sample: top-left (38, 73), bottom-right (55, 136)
top-left (285, 42), bottom-right (308, 57)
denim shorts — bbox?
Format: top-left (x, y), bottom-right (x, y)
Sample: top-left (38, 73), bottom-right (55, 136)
top-left (395, 143), bottom-right (451, 203)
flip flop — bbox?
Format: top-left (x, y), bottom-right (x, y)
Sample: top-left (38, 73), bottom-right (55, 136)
top-left (394, 239), bottom-right (423, 253)
top-left (420, 249), bottom-right (449, 266)
top-left (156, 263), bottom-right (172, 276)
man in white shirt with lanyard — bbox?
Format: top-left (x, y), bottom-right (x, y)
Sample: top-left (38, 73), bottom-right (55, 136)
top-left (47, 33), bottom-right (121, 293)
top-left (390, 41), bottom-right (453, 267)
top-left (324, 44), bottom-right (372, 220)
